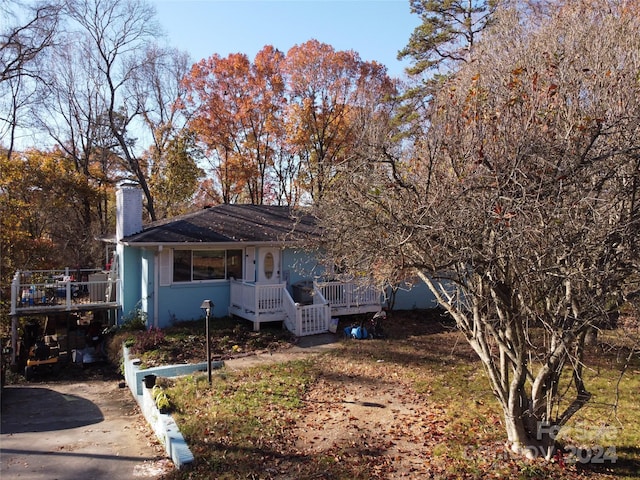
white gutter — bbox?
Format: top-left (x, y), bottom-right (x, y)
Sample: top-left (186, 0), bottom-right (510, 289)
top-left (120, 241), bottom-right (306, 248)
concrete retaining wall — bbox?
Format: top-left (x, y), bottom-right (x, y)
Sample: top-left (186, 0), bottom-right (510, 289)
top-left (122, 345), bottom-right (223, 469)
top-left (140, 383), bottom-right (194, 468)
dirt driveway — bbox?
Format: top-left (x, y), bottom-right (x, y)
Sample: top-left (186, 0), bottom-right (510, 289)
top-left (1, 380), bottom-right (172, 479)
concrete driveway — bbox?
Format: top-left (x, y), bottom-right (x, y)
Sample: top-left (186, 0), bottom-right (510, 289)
top-left (1, 380), bottom-right (172, 479)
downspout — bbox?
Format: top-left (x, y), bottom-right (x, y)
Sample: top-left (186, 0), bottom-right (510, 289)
top-left (154, 246), bottom-right (161, 328)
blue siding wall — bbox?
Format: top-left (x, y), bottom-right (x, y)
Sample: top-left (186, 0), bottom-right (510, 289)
top-left (121, 243), bottom-right (439, 329)
top-left (281, 247), bottom-right (325, 289)
top-left (118, 244), bottom-right (142, 322)
top-left (384, 281), bottom-right (438, 311)
top-left (155, 282), bottom-right (230, 327)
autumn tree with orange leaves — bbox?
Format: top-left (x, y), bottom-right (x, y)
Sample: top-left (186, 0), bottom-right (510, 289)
top-left (182, 40), bottom-right (396, 205)
top-left (0, 148), bottom-right (105, 272)
top-left (283, 40), bottom-right (396, 202)
top-left (182, 46), bottom-right (287, 205)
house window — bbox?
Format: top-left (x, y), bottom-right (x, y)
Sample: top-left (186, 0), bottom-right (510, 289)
top-left (173, 249), bottom-right (243, 282)
top-left (227, 250), bottom-right (243, 279)
top-left (173, 250), bottom-right (192, 282)
top-left (193, 251), bottom-right (225, 280)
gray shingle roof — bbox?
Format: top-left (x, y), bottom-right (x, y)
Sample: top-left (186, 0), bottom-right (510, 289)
top-left (122, 204), bottom-right (319, 244)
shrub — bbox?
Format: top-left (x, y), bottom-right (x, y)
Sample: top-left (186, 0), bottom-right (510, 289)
top-left (151, 384), bottom-right (172, 413)
top-left (120, 306), bottom-right (148, 331)
top-left (130, 327), bottom-right (166, 355)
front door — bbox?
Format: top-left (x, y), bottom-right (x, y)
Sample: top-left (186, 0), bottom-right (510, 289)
top-left (258, 248), bottom-right (280, 284)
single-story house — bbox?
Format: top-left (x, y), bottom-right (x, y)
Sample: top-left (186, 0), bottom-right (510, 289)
top-left (113, 186), bottom-right (436, 335)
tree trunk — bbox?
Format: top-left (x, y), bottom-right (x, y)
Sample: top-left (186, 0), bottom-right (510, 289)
top-left (502, 405), bottom-right (556, 460)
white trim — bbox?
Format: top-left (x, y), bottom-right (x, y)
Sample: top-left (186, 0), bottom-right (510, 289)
top-left (244, 247), bottom-right (256, 282)
top-left (121, 241), bottom-right (304, 248)
top-left (154, 250), bottom-right (159, 328)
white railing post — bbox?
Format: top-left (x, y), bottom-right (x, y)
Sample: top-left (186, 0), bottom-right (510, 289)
top-left (296, 307), bottom-right (303, 336)
top-left (243, 282), bottom-right (253, 313)
top-left (10, 313), bottom-right (18, 366)
top-left (66, 280), bottom-right (72, 309)
top-left (252, 284), bottom-right (258, 313)
top-left (10, 271), bottom-right (19, 315)
top-left (230, 279), bottom-right (237, 308)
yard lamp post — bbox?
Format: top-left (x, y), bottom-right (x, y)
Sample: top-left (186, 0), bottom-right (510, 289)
top-left (200, 300), bottom-right (214, 385)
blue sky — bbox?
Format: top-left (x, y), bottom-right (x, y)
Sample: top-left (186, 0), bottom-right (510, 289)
top-left (152, 0), bottom-right (420, 78)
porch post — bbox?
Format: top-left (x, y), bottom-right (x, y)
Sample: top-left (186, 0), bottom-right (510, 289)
top-left (66, 280), bottom-right (72, 310)
top-left (10, 271), bottom-right (19, 315)
top-left (10, 314), bottom-right (18, 367)
top-left (254, 286), bottom-right (260, 332)
top-left (10, 272), bottom-right (19, 367)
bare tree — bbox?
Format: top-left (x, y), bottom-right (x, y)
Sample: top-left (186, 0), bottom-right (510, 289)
top-left (0, 0), bottom-right (61, 157)
top-left (134, 45), bottom-right (204, 218)
top-left (34, 32), bottom-right (123, 256)
top-left (317, 0), bottom-right (640, 459)
top-left (0, 1), bottom-right (61, 83)
top-left (41, 3), bottom-right (194, 226)
top-left (134, 45), bottom-right (191, 161)
top-left (64, 0), bottom-right (162, 220)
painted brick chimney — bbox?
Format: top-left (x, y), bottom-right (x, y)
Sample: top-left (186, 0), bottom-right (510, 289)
top-left (116, 185), bottom-right (143, 241)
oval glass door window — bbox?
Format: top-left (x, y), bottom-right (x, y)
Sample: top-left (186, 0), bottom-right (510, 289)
top-left (264, 252), bottom-right (274, 279)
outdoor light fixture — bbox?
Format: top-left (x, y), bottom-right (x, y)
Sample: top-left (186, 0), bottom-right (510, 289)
top-left (200, 300), bottom-right (214, 385)
top-left (200, 299), bottom-right (213, 316)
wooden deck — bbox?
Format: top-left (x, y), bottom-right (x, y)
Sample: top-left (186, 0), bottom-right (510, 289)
top-left (8, 268), bottom-right (121, 368)
top-left (10, 269), bottom-right (119, 317)
top-left (315, 280), bottom-right (382, 317)
top-left (229, 279), bottom-right (382, 336)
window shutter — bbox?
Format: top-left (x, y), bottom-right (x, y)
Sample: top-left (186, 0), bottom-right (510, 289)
top-left (159, 248), bottom-right (172, 286)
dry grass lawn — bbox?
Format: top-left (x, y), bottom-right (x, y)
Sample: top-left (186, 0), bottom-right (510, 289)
top-left (141, 310), bottom-right (639, 479)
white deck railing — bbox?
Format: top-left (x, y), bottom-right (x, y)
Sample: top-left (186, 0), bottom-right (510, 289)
top-left (283, 286), bottom-right (331, 336)
top-left (10, 269), bottom-right (119, 315)
top-left (231, 279), bottom-right (331, 335)
top-left (314, 280), bottom-right (381, 310)
top-left (229, 279), bottom-right (287, 318)
top-left (230, 279), bottom-right (380, 336)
